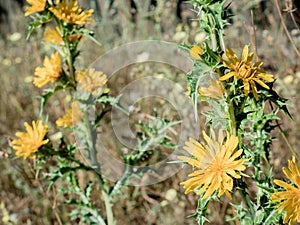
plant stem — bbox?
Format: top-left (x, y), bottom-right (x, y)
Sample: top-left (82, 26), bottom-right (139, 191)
top-left (239, 189), bottom-right (253, 214)
top-left (102, 190), bottom-right (115, 225)
top-left (66, 43), bottom-right (76, 86)
top-left (83, 110), bottom-right (105, 185)
top-left (229, 100), bottom-right (236, 135)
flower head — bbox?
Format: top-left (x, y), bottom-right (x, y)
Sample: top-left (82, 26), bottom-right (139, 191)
top-left (198, 79), bottom-right (225, 99)
top-left (49, 0), bottom-right (94, 25)
top-left (43, 27), bottom-right (63, 45)
top-left (33, 52), bottom-right (62, 88)
top-left (219, 45), bottom-right (274, 100)
top-left (56, 101), bottom-right (83, 127)
top-left (271, 157), bottom-right (300, 225)
top-left (12, 120), bottom-right (49, 159)
top-left (190, 46), bottom-right (204, 60)
top-left (77, 68), bottom-right (108, 94)
top-left (25, 0), bottom-right (47, 16)
top-left (179, 130), bottom-right (248, 199)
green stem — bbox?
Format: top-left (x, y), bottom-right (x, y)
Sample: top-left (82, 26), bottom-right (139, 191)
top-left (218, 29), bottom-right (226, 52)
top-left (110, 164), bottom-right (130, 197)
top-left (208, 14), bottom-right (217, 51)
top-left (102, 190), bottom-right (115, 225)
top-left (66, 43), bottom-right (76, 86)
top-left (239, 189), bottom-right (253, 214)
top-left (82, 110), bottom-right (105, 185)
top-left (228, 100), bottom-right (236, 135)
top-left (279, 126), bottom-right (299, 159)
top-left (268, 102), bottom-right (299, 159)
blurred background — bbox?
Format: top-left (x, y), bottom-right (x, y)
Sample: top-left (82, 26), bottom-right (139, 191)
top-left (0, 0), bottom-right (300, 224)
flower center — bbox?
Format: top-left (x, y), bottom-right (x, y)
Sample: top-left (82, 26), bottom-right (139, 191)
top-left (236, 63), bottom-right (255, 80)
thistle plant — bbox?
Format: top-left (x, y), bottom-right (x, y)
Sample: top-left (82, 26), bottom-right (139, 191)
top-left (8, 0), bottom-right (300, 224)
top-left (11, 0), bottom-right (180, 224)
top-left (179, 0), bottom-right (300, 224)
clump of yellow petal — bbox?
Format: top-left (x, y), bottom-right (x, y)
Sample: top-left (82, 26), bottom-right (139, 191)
top-left (179, 130), bottom-right (248, 199)
top-left (219, 45), bottom-right (274, 100)
top-left (12, 120), bottom-right (49, 159)
top-left (198, 79), bottom-right (225, 98)
top-left (271, 157), bottom-right (300, 225)
top-left (25, 0), bottom-right (46, 16)
top-left (43, 27), bottom-right (63, 45)
top-left (77, 68), bottom-right (108, 94)
top-left (190, 46), bottom-right (204, 60)
top-left (184, 85), bottom-right (191, 96)
top-left (67, 34), bottom-right (83, 43)
top-left (49, 0), bottom-right (94, 25)
top-left (33, 52), bottom-right (62, 88)
top-left (56, 101), bottom-right (83, 127)
top-left (43, 26), bottom-right (83, 45)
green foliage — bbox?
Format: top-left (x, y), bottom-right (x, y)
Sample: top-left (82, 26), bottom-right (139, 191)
top-left (62, 174), bottom-right (106, 225)
top-left (123, 113), bottom-right (179, 165)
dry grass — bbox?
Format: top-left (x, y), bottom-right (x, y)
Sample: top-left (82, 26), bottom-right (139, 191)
top-left (0, 0), bottom-right (300, 224)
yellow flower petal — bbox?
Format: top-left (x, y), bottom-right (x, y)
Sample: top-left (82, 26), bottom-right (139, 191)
top-left (43, 27), bottom-right (63, 45)
top-left (190, 46), bottom-right (204, 60)
top-left (241, 45), bottom-right (249, 63)
top-left (183, 138), bottom-right (206, 160)
top-left (25, 0), bottom-right (46, 16)
top-left (198, 79), bottom-right (225, 99)
top-left (178, 156), bottom-right (200, 168)
top-left (56, 101), bottom-right (83, 127)
top-left (225, 48), bottom-right (239, 64)
top-left (219, 71), bottom-right (236, 81)
top-left (77, 68), bottom-right (108, 94)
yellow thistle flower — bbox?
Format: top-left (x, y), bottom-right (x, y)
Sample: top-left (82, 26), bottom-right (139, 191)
top-left (77, 68), bottom-right (108, 94)
top-left (49, 0), bottom-right (94, 25)
top-left (219, 45), bottom-right (274, 100)
top-left (198, 79), bottom-right (225, 99)
top-left (179, 130), bottom-right (248, 199)
top-left (271, 157), bottom-right (300, 225)
top-left (25, 0), bottom-right (47, 16)
top-left (33, 52), bottom-right (62, 88)
top-left (56, 101), bottom-right (83, 127)
top-left (190, 46), bottom-right (204, 60)
top-left (43, 27), bottom-right (63, 45)
top-left (12, 120), bottom-right (49, 159)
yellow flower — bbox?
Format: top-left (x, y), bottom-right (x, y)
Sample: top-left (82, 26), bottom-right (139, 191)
top-left (49, 0), bottom-right (94, 25)
top-left (12, 120), bottom-right (49, 159)
top-left (179, 130), bottom-right (248, 199)
top-left (198, 79), bottom-right (225, 98)
top-left (56, 101), bottom-right (83, 127)
top-left (43, 27), bottom-right (63, 45)
top-left (77, 68), bottom-right (108, 94)
top-left (219, 45), bottom-right (274, 100)
top-left (190, 46), bottom-right (204, 60)
top-left (271, 157), bottom-right (300, 225)
top-left (25, 0), bottom-right (47, 16)
top-left (33, 52), bottom-right (62, 88)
